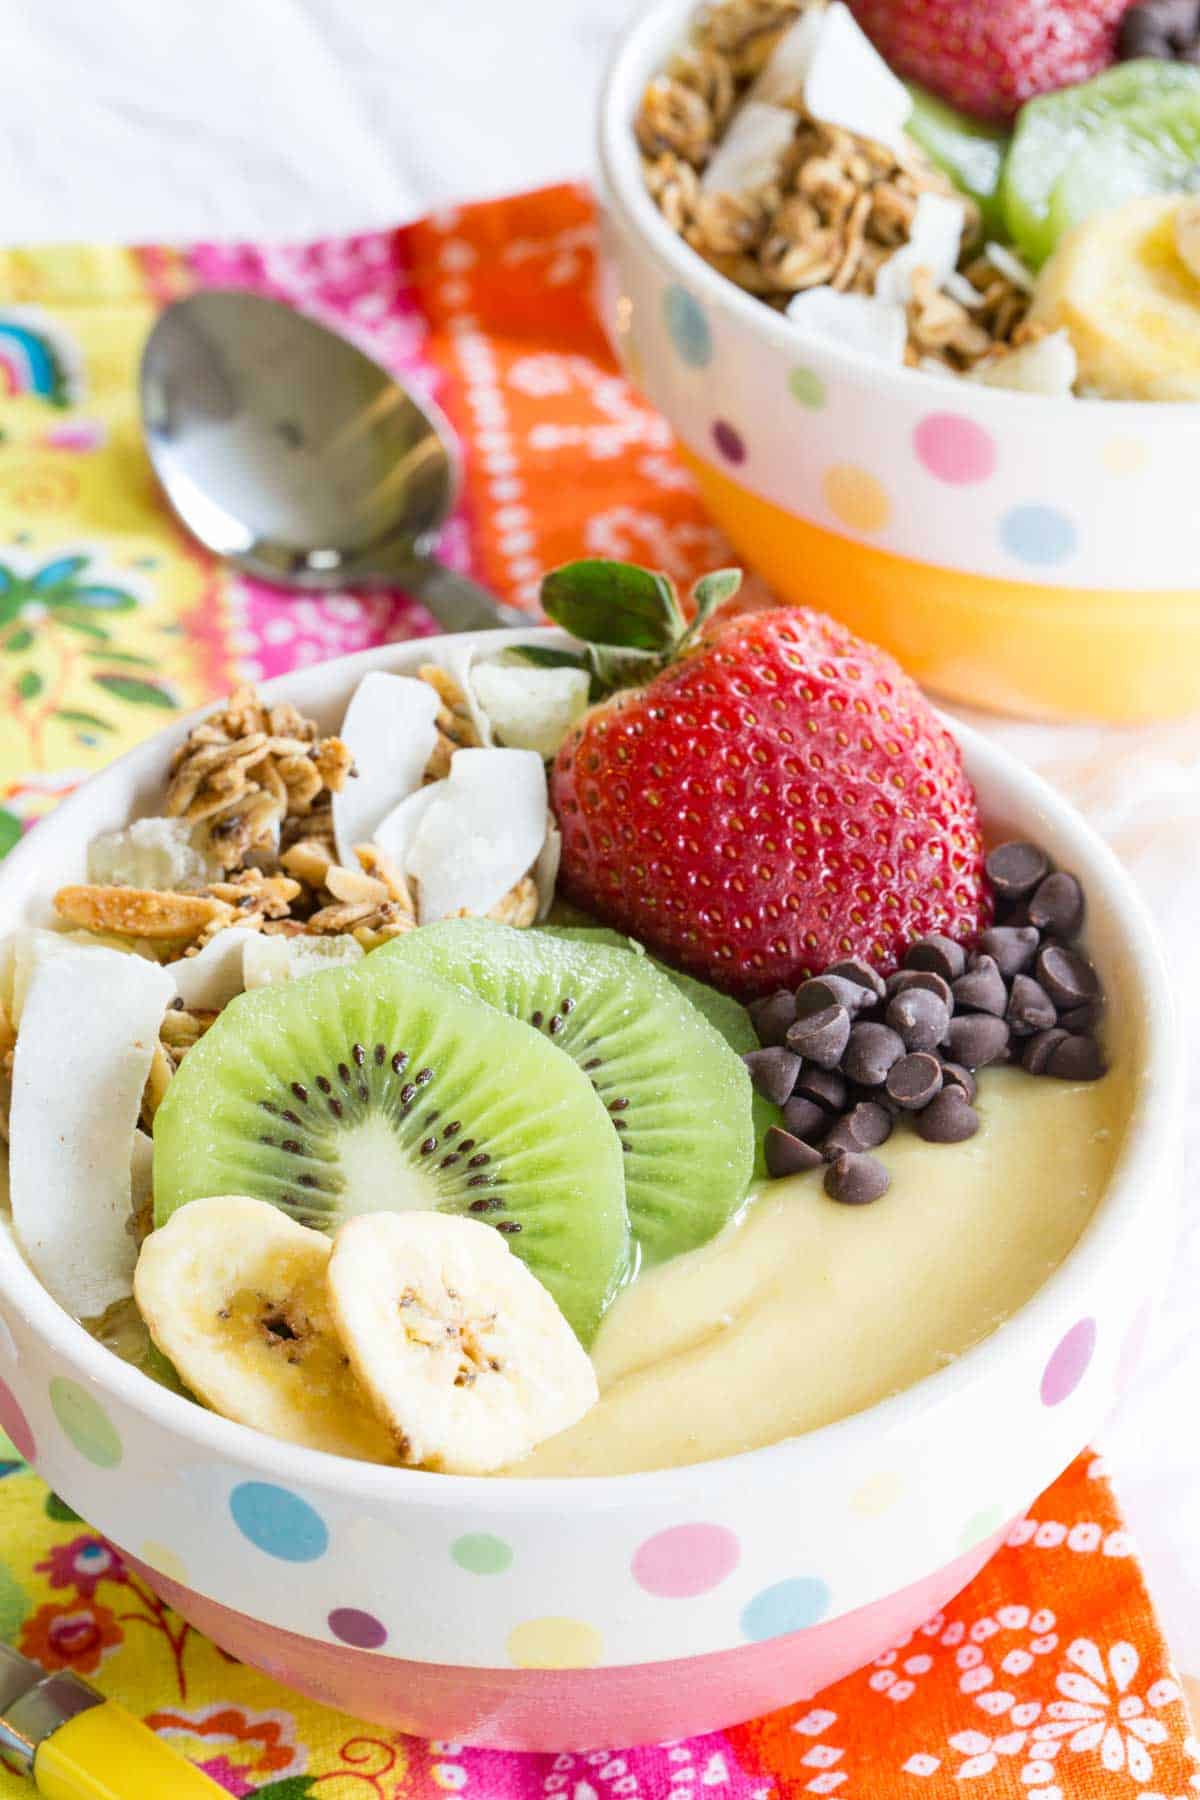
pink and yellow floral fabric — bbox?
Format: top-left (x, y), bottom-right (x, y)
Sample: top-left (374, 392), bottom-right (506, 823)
top-left (0, 187), bottom-right (1193, 1796)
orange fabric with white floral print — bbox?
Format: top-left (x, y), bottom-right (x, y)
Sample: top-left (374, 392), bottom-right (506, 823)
top-left (0, 187), bottom-right (1191, 1796)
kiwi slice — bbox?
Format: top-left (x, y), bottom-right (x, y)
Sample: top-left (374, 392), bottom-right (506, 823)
top-left (374, 920), bottom-right (755, 1265)
top-left (905, 85), bottom-right (1010, 240)
top-left (152, 961), bottom-right (630, 1344)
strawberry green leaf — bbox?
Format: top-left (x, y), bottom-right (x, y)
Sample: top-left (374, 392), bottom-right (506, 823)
top-left (689, 568), bottom-right (743, 632)
top-left (91, 673), bottom-right (177, 709)
top-left (541, 559), bottom-right (686, 652)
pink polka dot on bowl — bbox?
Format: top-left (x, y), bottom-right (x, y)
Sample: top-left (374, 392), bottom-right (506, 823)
top-left (632, 1523), bottom-right (740, 1598)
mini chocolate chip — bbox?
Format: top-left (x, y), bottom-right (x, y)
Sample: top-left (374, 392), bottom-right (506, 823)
top-left (886, 967), bottom-right (954, 1009)
top-left (742, 1046), bottom-right (802, 1106)
top-left (916, 1088), bottom-right (980, 1144)
top-left (1007, 973), bottom-right (1057, 1037)
top-left (1028, 870), bottom-right (1085, 938)
top-left (945, 1012), bottom-right (1010, 1069)
top-left (786, 1004), bottom-right (851, 1070)
top-left (939, 1059), bottom-right (977, 1103)
top-left (1022, 1027), bottom-right (1069, 1075)
top-left (795, 974), bottom-right (874, 1018)
top-left (978, 925), bottom-right (1040, 978)
top-left (1046, 1034), bottom-right (1107, 1082)
top-left (985, 840), bottom-right (1051, 900)
top-left (952, 954), bottom-right (1007, 1017)
top-left (795, 1066), bottom-right (847, 1112)
top-left (1059, 1002), bottom-right (1101, 1033)
top-left (764, 1127), bottom-right (824, 1179)
top-left (886, 1051), bottom-right (943, 1110)
top-left (1036, 943), bottom-right (1102, 1009)
top-left (885, 986), bottom-right (950, 1052)
top-left (826, 957), bottom-right (886, 1001)
top-left (782, 1095), bottom-right (829, 1140)
top-left (824, 1101), bottom-right (893, 1156)
top-left (842, 1021), bottom-right (906, 1087)
top-left (824, 1151), bottom-right (891, 1205)
top-left (748, 989), bottom-right (797, 1047)
top-left (904, 933), bottom-right (966, 982)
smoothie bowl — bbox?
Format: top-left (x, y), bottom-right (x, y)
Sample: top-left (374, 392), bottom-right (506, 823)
top-left (599, 0), bottom-right (1200, 723)
top-left (0, 572), bottom-right (1177, 1751)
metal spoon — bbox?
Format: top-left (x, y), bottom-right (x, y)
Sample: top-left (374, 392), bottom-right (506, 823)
top-left (140, 289), bottom-right (526, 631)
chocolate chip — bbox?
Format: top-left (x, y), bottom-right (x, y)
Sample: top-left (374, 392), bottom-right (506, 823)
top-left (786, 1004), bottom-right (851, 1070)
top-left (826, 957), bottom-right (886, 1001)
top-left (886, 967), bottom-right (954, 1009)
top-left (823, 1101), bottom-right (893, 1157)
top-left (824, 1151), bottom-right (891, 1205)
top-left (1046, 1034), bottom-right (1107, 1082)
top-left (945, 1012), bottom-right (1010, 1069)
top-left (904, 933), bottom-right (966, 982)
top-left (795, 975), bottom-right (873, 1018)
top-left (939, 1059), bottom-right (977, 1103)
top-left (748, 989), bottom-right (797, 1047)
top-left (952, 954), bottom-right (1007, 1016)
top-left (782, 1095), bottom-right (829, 1141)
top-left (1036, 943), bottom-right (1102, 1010)
top-left (985, 840), bottom-right (1050, 900)
top-left (978, 925), bottom-right (1040, 978)
top-left (1059, 1002), bottom-right (1101, 1033)
top-left (1028, 870), bottom-right (1085, 939)
top-left (885, 986), bottom-right (950, 1052)
top-left (916, 1088), bottom-right (980, 1144)
top-left (795, 1066), bottom-right (847, 1112)
top-left (742, 1046), bottom-right (802, 1106)
top-left (1007, 973), bottom-right (1057, 1037)
top-left (1118, 0), bottom-right (1200, 62)
top-left (764, 1127), bottom-right (824, 1179)
top-left (842, 1021), bottom-right (906, 1087)
top-left (1021, 1027), bottom-right (1069, 1075)
top-left (886, 1051), bottom-right (943, 1110)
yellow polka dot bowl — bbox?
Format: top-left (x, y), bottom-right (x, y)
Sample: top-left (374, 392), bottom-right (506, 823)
top-left (599, 0), bottom-right (1200, 724)
top-left (0, 635), bottom-right (1177, 1749)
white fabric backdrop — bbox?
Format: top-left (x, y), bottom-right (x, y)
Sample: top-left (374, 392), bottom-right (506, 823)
top-left (2, 0), bottom-right (1197, 1676)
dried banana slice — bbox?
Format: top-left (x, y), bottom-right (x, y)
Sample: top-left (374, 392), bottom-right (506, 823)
top-left (134, 1195), bottom-right (399, 1464)
top-left (327, 1212), bottom-right (598, 1475)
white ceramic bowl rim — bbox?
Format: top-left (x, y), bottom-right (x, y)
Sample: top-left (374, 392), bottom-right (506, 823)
top-left (599, 0), bottom-right (1200, 424)
top-left (0, 631), bottom-right (1178, 1515)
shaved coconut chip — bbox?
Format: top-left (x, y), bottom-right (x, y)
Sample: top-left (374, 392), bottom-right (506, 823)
top-left (787, 286), bottom-right (907, 363)
top-left (407, 748), bottom-right (548, 924)
top-left (427, 639), bottom-right (493, 747)
top-left (243, 932), bottom-right (364, 989)
top-left (804, 3), bottom-right (911, 151)
top-left (332, 672), bottom-right (439, 865)
top-left (373, 780), bottom-right (446, 870)
top-left (984, 241), bottom-right (1036, 293)
top-left (749, 6), bottom-right (826, 104)
top-left (943, 271), bottom-right (985, 309)
top-left (10, 938), bottom-right (173, 1318)
top-left (169, 926), bottom-right (256, 1010)
top-left (471, 659), bottom-right (590, 758)
top-left (875, 192), bottom-right (966, 305)
top-left (971, 330), bottom-right (1078, 396)
top-left (89, 816), bottom-right (215, 892)
top-left (534, 820), bottom-right (562, 922)
top-left (701, 102), bottom-right (796, 196)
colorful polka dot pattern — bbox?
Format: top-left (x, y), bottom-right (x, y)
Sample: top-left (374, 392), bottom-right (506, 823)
top-left (741, 1576), bottom-right (832, 1642)
top-left (632, 1523), bottom-right (740, 1598)
top-left (453, 1532), bottom-right (513, 1575)
top-left (663, 283), bottom-right (712, 369)
top-left (1041, 1317), bottom-right (1097, 1406)
top-left (507, 1616), bottom-right (603, 1670)
top-left (913, 413), bottom-right (997, 486)
top-left (0, 1378), bottom-right (34, 1464)
top-left (328, 1607), bottom-right (387, 1649)
top-left (230, 1481), bottom-right (329, 1562)
top-left (1000, 503), bottom-right (1079, 567)
top-left (49, 1377), bottom-right (121, 1468)
top-left (823, 464), bottom-right (891, 534)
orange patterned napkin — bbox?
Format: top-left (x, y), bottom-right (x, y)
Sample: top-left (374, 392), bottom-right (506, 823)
top-left (0, 184), bottom-right (1192, 1797)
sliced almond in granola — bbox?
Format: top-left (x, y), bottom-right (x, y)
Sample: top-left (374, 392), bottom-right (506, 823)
top-left (324, 863), bottom-right (391, 907)
top-left (54, 884), bottom-right (229, 941)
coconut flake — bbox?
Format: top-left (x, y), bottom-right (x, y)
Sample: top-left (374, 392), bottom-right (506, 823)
top-left (875, 192), bottom-right (967, 305)
top-left (748, 6), bottom-right (826, 104)
top-left (89, 816), bottom-right (216, 891)
top-left (372, 781), bottom-right (446, 871)
top-left (471, 659), bottom-right (590, 759)
top-left (332, 672), bottom-right (440, 865)
top-left (701, 102), bottom-right (797, 196)
top-left (9, 937), bottom-right (173, 1319)
top-left (168, 926), bottom-right (256, 1010)
top-left (432, 640), bottom-right (494, 747)
top-left (243, 933), bottom-right (365, 989)
top-left (786, 286), bottom-right (907, 363)
top-left (943, 271), bottom-right (985, 309)
top-left (984, 241), bottom-right (1036, 294)
top-left (407, 749), bottom-right (548, 924)
top-left (534, 820), bottom-right (562, 922)
top-left (803, 2), bottom-right (911, 150)
top-left (970, 330), bottom-right (1078, 397)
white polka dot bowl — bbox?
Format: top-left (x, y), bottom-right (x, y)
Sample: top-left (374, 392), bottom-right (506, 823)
top-left (599, 0), bottom-right (1200, 725)
top-left (0, 632), bottom-right (1178, 1750)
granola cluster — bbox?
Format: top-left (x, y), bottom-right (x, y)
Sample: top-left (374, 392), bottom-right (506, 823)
top-left (637, 0), bottom-right (1036, 371)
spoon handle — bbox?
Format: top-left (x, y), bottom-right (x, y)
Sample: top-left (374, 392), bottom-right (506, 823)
top-left (398, 558), bottom-right (532, 632)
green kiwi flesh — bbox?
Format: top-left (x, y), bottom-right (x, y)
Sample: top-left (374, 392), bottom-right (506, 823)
top-left (151, 961), bottom-right (631, 1344)
top-left (374, 920), bottom-right (755, 1265)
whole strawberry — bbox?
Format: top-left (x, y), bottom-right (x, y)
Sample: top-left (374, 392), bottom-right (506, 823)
top-left (543, 562), bottom-right (989, 1000)
top-left (848, 0), bottom-right (1130, 121)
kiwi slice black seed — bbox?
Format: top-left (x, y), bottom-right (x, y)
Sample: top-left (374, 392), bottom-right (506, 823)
top-left (151, 962), bottom-right (631, 1344)
top-left (374, 920), bottom-right (755, 1264)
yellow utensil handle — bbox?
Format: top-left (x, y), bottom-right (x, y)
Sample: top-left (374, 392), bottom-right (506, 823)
top-left (34, 1698), bottom-right (226, 1799)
